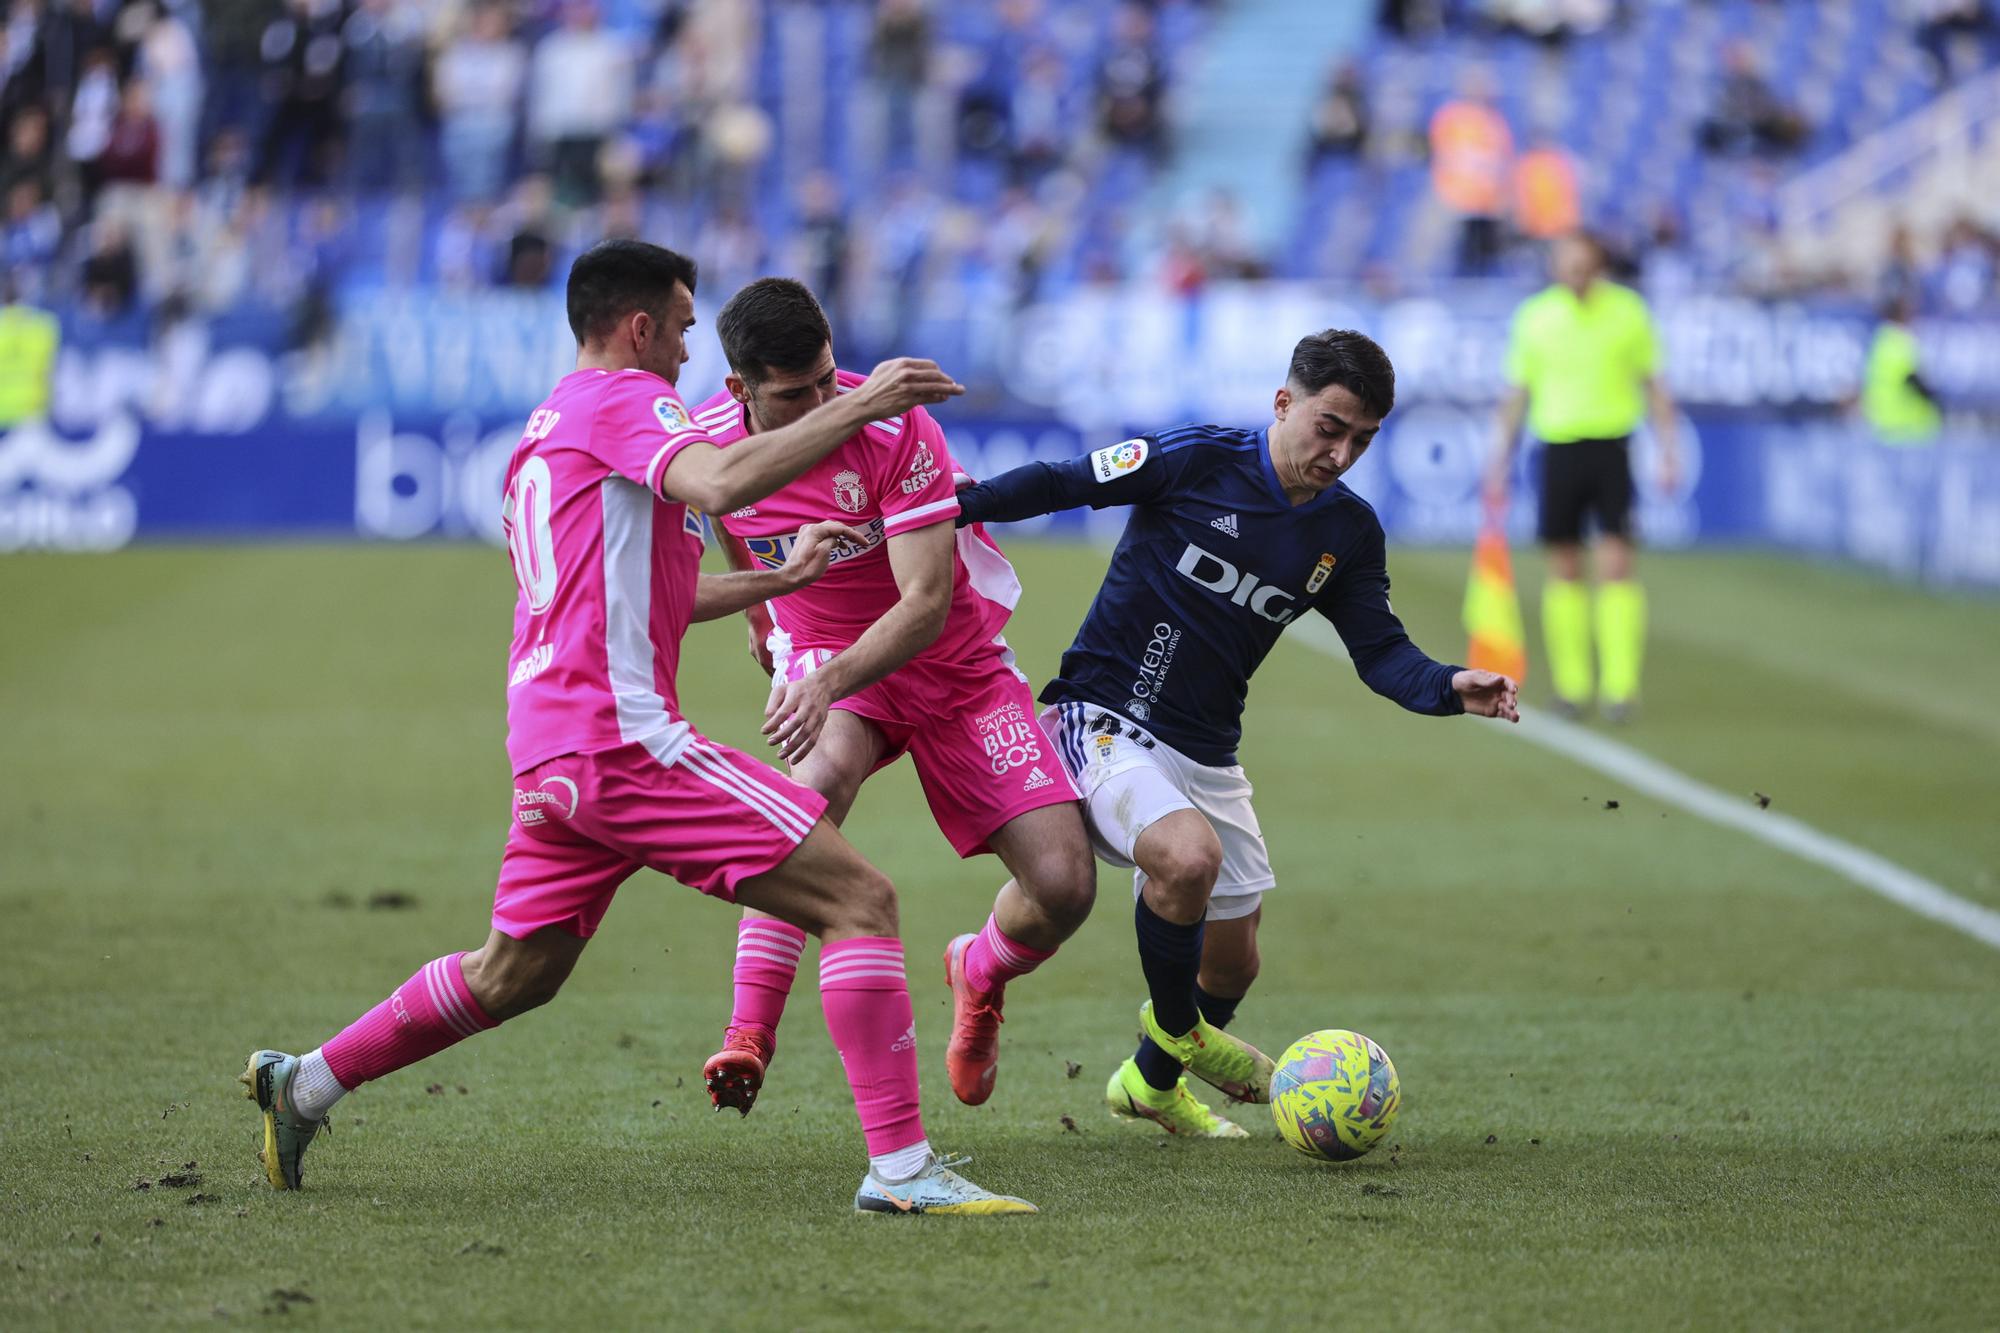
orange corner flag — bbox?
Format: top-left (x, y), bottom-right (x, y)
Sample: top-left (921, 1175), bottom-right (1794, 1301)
top-left (1463, 519), bottom-right (1527, 684)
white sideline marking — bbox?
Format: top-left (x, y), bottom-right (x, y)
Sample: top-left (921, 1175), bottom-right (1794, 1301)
top-left (1287, 617), bottom-right (2000, 952)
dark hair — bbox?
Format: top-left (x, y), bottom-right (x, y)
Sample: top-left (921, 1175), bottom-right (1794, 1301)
top-left (716, 277), bottom-right (833, 383)
top-left (565, 239), bottom-right (698, 345)
top-left (1287, 328), bottom-right (1395, 419)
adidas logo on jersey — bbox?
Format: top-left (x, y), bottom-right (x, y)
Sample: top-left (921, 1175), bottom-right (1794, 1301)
top-left (1023, 766), bottom-right (1056, 791)
top-left (1209, 513), bottom-right (1239, 537)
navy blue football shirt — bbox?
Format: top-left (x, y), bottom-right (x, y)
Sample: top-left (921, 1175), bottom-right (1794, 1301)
top-left (955, 424), bottom-right (1463, 766)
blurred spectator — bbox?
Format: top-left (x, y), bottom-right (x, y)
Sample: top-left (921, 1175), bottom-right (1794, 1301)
top-left (4, 177), bottom-right (62, 296)
top-left (38, 0), bottom-right (105, 117)
top-left (66, 46), bottom-right (117, 197)
top-left (434, 4), bottom-right (525, 205)
top-left (1636, 207), bottom-right (1697, 303)
top-left (1933, 215), bottom-right (1997, 312)
top-left (341, 0), bottom-right (426, 195)
top-left (1158, 220), bottom-right (1206, 297)
top-left (1513, 136), bottom-right (1578, 241)
top-left (1197, 189), bottom-right (1262, 280)
top-left (1306, 62), bottom-right (1370, 166)
top-left (98, 78), bottom-right (160, 187)
top-left (788, 170), bottom-right (849, 324)
top-left (496, 174), bottom-right (555, 287)
top-left (1879, 220), bottom-right (1923, 308)
top-left (1008, 46), bottom-right (1071, 184)
top-left (254, 0), bottom-right (348, 189)
top-left (1, 102), bottom-right (54, 199)
top-left (202, 0), bottom-right (273, 142)
top-left (867, 0), bottom-right (931, 173)
top-left (1097, 4), bottom-right (1167, 163)
top-left (80, 218), bottom-right (139, 315)
top-left (1910, 0), bottom-right (1998, 84)
top-left (1699, 43), bottom-right (1807, 157)
top-left (1429, 71), bottom-right (1514, 276)
top-left (0, 268), bottom-right (58, 426)
top-left (527, 1), bottom-right (633, 208)
top-left (1381, 0), bottom-right (1447, 39)
top-left (137, 2), bottom-right (201, 190)
top-left (695, 200), bottom-right (765, 298)
top-left (1484, 0), bottom-right (1614, 45)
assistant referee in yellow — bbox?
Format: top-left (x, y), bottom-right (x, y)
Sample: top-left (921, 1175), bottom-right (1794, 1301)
top-left (1485, 231), bottom-right (1680, 722)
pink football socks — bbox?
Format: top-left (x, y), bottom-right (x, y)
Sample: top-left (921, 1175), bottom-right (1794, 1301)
top-left (319, 952), bottom-right (497, 1091)
top-left (727, 917), bottom-right (806, 1041)
top-left (962, 913), bottom-right (1056, 994)
top-left (817, 936), bottom-right (926, 1163)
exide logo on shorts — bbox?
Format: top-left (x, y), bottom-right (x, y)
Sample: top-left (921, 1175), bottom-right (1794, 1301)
top-left (1174, 544), bottom-right (1298, 624)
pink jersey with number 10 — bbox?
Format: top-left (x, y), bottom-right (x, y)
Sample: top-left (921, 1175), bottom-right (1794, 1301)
top-left (693, 370), bottom-right (1021, 665)
top-left (499, 367), bottom-right (718, 775)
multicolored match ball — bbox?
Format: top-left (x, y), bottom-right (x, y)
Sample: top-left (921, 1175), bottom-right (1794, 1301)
top-left (1270, 1029), bottom-right (1400, 1162)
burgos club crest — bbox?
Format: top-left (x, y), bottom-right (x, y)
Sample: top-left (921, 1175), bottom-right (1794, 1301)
top-left (833, 469), bottom-right (869, 514)
top-left (1307, 552), bottom-right (1337, 595)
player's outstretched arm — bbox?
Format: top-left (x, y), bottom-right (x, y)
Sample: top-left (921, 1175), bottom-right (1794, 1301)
top-left (1323, 524), bottom-right (1493, 718)
top-left (691, 521), bottom-right (867, 626)
top-left (1451, 669), bottom-right (1520, 722)
top-left (955, 437), bottom-right (1172, 526)
top-left (661, 358), bottom-right (964, 515)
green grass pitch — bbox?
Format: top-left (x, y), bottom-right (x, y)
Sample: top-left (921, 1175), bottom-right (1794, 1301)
top-left (2, 540), bottom-right (1997, 1329)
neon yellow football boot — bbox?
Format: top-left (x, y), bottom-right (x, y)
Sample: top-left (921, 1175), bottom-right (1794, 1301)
top-left (1138, 1001), bottom-right (1274, 1104)
top-left (1105, 1057), bottom-right (1250, 1138)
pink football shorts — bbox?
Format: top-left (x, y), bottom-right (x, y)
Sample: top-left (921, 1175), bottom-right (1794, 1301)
top-left (781, 638), bottom-right (1080, 858)
top-left (492, 732), bottom-right (829, 939)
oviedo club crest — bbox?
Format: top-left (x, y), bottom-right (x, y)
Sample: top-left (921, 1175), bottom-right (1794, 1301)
top-left (833, 469), bottom-right (869, 514)
top-left (1307, 552), bottom-right (1337, 595)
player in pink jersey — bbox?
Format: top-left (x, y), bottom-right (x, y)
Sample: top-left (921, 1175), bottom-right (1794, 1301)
top-left (238, 240), bottom-right (1034, 1215)
top-left (687, 278), bottom-right (1098, 1116)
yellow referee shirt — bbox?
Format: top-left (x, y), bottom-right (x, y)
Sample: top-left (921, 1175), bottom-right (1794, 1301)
top-left (0, 302), bottom-right (59, 427)
top-left (1505, 281), bottom-right (1658, 443)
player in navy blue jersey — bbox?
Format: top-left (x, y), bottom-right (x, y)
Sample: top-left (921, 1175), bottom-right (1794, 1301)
top-left (954, 328), bottom-right (1519, 1137)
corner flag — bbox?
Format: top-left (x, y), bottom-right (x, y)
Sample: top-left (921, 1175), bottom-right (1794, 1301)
top-left (1463, 516), bottom-right (1527, 683)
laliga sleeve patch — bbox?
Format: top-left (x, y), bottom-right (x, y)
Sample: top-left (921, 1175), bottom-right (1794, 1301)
top-left (1090, 438), bottom-right (1149, 483)
top-left (654, 395), bottom-right (694, 434)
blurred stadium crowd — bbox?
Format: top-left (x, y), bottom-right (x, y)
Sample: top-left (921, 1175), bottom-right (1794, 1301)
top-left (1, 0), bottom-right (1997, 350)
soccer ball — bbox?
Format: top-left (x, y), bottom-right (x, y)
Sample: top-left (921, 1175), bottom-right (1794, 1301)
top-left (1270, 1029), bottom-right (1400, 1162)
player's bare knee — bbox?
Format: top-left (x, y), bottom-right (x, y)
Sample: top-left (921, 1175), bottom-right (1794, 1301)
top-left (463, 941), bottom-right (572, 1020)
top-left (1022, 843), bottom-right (1097, 929)
top-left (1149, 837), bottom-right (1223, 902)
top-left (829, 862), bottom-right (899, 938)
top-left (1201, 952), bottom-right (1260, 997)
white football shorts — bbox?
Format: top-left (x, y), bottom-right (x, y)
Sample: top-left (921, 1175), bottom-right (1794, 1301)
top-left (1040, 700), bottom-right (1273, 922)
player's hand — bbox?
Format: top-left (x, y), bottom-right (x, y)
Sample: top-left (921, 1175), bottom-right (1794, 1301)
top-left (763, 667), bottom-right (838, 765)
top-left (747, 619), bottom-right (774, 677)
top-left (1453, 669), bottom-right (1520, 723)
top-left (851, 357), bottom-right (965, 419)
top-left (1481, 461), bottom-right (1510, 511)
top-left (779, 520), bottom-right (868, 592)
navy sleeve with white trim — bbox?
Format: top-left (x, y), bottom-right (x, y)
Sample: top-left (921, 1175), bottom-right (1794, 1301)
top-left (952, 434), bottom-right (1180, 525)
top-left (1318, 511), bottom-right (1463, 717)
top-left (964, 423), bottom-right (1463, 765)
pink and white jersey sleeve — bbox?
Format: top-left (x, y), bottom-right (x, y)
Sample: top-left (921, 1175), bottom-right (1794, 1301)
top-left (500, 368), bottom-right (716, 774)
top-left (696, 370), bottom-right (1018, 667)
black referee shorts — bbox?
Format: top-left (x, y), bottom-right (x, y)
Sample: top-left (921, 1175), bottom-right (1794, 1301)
top-left (1536, 436), bottom-right (1634, 545)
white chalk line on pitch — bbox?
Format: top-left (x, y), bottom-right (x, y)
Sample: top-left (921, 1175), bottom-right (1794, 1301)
top-left (1285, 616), bottom-right (2000, 953)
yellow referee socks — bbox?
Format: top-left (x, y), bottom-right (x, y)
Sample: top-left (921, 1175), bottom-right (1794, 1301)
top-left (1541, 580), bottom-right (1593, 708)
top-left (1595, 580), bottom-right (1647, 707)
